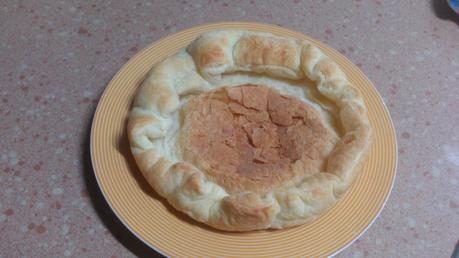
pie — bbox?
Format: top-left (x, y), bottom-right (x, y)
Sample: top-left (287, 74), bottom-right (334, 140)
top-left (127, 30), bottom-right (372, 231)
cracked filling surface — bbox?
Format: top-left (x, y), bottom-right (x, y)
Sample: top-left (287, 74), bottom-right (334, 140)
top-left (182, 84), bottom-right (339, 193)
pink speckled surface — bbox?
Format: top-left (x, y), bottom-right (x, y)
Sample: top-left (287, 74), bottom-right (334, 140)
top-left (1, 1), bottom-right (458, 257)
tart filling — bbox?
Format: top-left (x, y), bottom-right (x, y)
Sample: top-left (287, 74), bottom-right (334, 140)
top-left (182, 84), bottom-right (338, 193)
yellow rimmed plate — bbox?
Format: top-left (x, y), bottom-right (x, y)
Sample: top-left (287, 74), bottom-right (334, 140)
top-left (90, 22), bottom-right (397, 257)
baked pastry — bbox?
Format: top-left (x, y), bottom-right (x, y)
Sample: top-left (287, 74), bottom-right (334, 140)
top-left (128, 30), bottom-right (372, 231)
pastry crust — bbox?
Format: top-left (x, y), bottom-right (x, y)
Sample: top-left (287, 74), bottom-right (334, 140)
top-left (128, 30), bottom-right (372, 231)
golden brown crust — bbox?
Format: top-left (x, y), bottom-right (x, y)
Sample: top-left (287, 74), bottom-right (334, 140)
top-left (220, 193), bottom-right (277, 231)
top-left (234, 34), bottom-right (301, 78)
top-left (127, 30), bottom-right (372, 231)
top-left (187, 30), bottom-right (242, 76)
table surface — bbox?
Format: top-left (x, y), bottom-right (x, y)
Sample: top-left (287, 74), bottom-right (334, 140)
top-left (1, 1), bottom-right (458, 257)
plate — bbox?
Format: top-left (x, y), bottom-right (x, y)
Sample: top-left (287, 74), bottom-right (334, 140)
top-left (90, 22), bottom-right (397, 257)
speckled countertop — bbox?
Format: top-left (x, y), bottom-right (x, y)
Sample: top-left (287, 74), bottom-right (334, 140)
top-left (1, 1), bottom-right (458, 257)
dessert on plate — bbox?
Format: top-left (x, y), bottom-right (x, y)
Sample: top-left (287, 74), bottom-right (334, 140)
top-left (127, 30), bottom-right (372, 231)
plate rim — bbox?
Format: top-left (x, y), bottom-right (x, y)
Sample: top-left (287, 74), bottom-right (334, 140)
top-left (90, 21), bottom-right (398, 258)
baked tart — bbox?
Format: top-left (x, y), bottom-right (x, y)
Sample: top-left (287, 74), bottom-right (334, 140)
top-left (127, 30), bottom-right (372, 231)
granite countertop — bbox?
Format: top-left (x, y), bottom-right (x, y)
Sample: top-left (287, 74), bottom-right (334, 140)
top-left (1, 1), bottom-right (458, 257)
